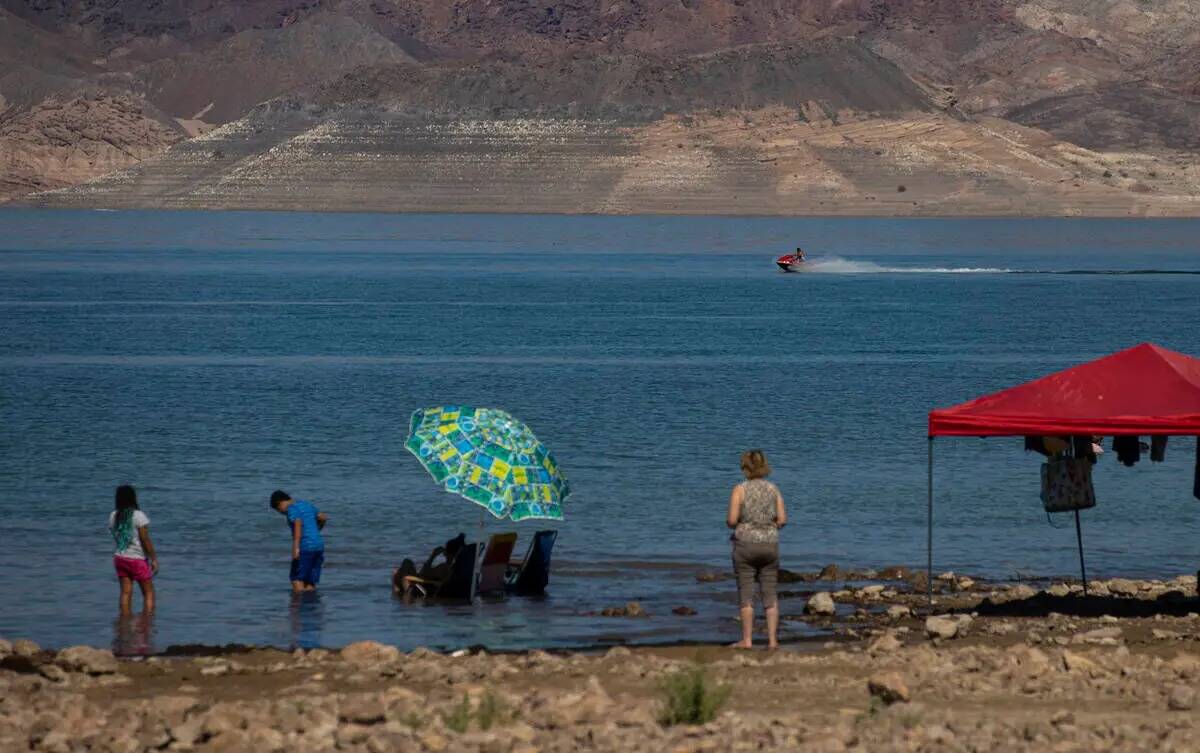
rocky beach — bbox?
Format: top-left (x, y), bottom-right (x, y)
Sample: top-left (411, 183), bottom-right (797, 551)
top-left (5, 570), bottom-right (1200, 753)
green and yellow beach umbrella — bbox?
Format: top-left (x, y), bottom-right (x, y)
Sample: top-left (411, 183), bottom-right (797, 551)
top-left (406, 406), bottom-right (569, 522)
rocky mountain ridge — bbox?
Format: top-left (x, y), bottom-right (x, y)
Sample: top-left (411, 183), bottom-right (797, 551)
top-left (2, 0), bottom-right (1198, 213)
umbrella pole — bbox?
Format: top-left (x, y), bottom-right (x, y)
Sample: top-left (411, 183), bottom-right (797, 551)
top-left (927, 437), bottom-right (934, 608)
top-left (1074, 508), bottom-right (1088, 596)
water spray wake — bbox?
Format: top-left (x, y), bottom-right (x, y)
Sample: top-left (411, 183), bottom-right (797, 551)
top-left (805, 257), bottom-right (1012, 274)
top-left (801, 257), bottom-right (1200, 275)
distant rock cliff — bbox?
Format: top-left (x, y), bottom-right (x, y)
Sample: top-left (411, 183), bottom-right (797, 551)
top-left (0, 93), bottom-right (184, 198)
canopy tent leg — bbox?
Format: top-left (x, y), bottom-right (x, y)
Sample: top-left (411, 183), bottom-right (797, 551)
top-left (1075, 508), bottom-right (1088, 596)
top-left (927, 437), bottom-right (934, 608)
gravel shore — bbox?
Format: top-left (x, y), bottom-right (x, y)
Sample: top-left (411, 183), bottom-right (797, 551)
top-left (5, 573), bottom-right (1200, 752)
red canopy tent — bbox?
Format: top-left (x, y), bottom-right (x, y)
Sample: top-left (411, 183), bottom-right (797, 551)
top-left (923, 343), bottom-right (1200, 601)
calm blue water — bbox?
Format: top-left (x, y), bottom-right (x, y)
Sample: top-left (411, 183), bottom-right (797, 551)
top-left (2, 210), bottom-right (1199, 653)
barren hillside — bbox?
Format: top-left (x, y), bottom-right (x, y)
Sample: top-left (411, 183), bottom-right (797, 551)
top-left (2, 0), bottom-right (1198, 214)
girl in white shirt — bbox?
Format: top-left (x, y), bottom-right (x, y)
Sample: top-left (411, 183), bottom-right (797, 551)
top-left (109, 485), bottom-right (158, 613)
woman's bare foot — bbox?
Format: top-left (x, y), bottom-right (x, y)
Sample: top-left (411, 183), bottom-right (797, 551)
top-left (729, 640), bottom-right (752, 649)
top-left (767, 642), bottom-right (779, 650)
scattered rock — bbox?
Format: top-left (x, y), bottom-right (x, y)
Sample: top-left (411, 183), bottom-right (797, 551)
top-left (167, 714), bottom-right (204, 748)
top-left (1072, 627), bottom-right (1122, 644)
top-left (1169, 574), bottom-right (1198, 596)
top-left (340, 641), bottom-right (401, 666)
top-left (956, 577), bottom-right (975, 591)
top-left (886, 605), bottom-right (912, 620)
top-left (818, 564), bottom-right (841, 580)
top-left (340, 696), bottom-right (386, 725)
top-left (671, 606), bottom-right (697, 616)
top-left (778, 568), bottom-right (811, 583)
top-left (38, 664), bottom-right (68, 682)
top-left (56, 646), bottom-right (118, 675)
top-left (1008, 644), bottom-right (1051, 674)
top-left (151, 695), bottom-right (198, 720)
top-left (0, 638), bottom-right (11, 658)
top-left (1107, 578), bottom-right (1139, 596)
top-left (248, 726), bottom-right (286, 751)
top-left (868, 632), bottom-right (903, 654)
top-left (985, 621), bottom-right (1018, 636)
top-left (199, 662), bottom-right (232, 677)
top-left (1007, 583), bottom-right (1037, 599)
top-left (200, 704), bottom-right (247, 739)
top-left (936, 571), bottom-right (956, 582)
top-left (1168, 685), bottom-right (1196, 711)
top-left (1152, 629), bottom-right (1184, 640)
top-left (12, 639), bottom-right (40, 658)
top-left (601, 602), bottom-right (646, 617)
top-left (907, 570), bottom-right (929, 592)
top-left (1046, 583), bottom-right (1071, 597)
top-left (925, 616), bottom-right (960, 640)
top-left (1169, 655), bottom-right (1200, 678)
top-left (1061, 650), bottom-right (1099, 674)
top-left (805, 592), bottom-right (837, 616)
top-left (867, 672), bottom-right (910, 704)
top-left (860, 585), bottom-right (885, 597)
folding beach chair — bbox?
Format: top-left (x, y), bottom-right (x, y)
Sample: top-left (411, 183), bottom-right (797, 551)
top-left (408, 542), bottom-right (482, 601)
top-left (507, 530), bottom-right (557, 595)
top-left (478, 532), bottom-right (519, 595)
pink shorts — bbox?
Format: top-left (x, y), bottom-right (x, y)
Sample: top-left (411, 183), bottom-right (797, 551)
top-left (114, 556), bottom-right (153, 582)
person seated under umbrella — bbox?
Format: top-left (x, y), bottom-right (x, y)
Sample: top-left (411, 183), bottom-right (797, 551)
top-left (392, 533), bottom-right (466, 595)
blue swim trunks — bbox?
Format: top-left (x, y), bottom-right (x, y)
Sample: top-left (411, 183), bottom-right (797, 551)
top-left (290, 549), bottom-right (324, 585)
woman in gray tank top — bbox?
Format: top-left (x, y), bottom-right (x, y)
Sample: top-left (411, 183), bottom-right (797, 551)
top-left (726, 449), bottom-right (787, 649)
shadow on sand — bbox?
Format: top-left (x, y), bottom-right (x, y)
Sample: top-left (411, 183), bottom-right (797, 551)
top-left (972, 590), bottom-right (1200, 619)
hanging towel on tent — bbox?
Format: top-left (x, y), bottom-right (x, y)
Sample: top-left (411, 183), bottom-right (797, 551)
top-left (1041, 456), bottom-right (1096, 512)
top-left (1072, 436), bottom-right (1098, 464)
top-left (1113, 436), bottom-right (1141, 466)
top-left (1151, 435), bottom-right (1168, 462)
top-left (1194, 438), bottom-right (1200, 501)
top-left (1024, 436), bottom-right (1050, 456)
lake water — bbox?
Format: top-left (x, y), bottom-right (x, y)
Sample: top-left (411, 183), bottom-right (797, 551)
top-left (2, 210), bottom-right (1199, 653)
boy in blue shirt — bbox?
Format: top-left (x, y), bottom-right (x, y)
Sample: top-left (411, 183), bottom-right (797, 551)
top-left (269, 490), bottom-right (329, 592)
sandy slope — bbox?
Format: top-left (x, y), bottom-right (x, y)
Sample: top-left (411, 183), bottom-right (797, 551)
top-left (24, 107), bottom-right (1200, 216)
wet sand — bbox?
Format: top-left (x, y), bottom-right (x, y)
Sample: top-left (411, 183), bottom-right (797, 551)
top-left (4, 571), bottom-right (1200, 752)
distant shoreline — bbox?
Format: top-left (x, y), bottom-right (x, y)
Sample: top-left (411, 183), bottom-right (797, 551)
top-left (7, 203), bottom-right (1200, 219)
top-left (9, 109), bottom-right (1198, 220)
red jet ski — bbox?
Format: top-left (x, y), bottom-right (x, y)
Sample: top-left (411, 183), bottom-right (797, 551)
top-left (776, 249), bottom-right (807, 272)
